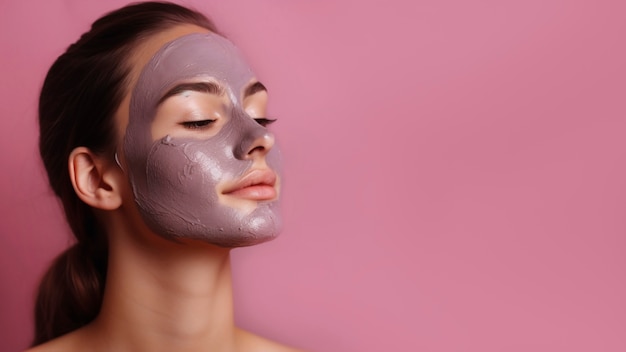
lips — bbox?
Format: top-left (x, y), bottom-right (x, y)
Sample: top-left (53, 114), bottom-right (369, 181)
top-left (222, 169), bottom-right (277, 201)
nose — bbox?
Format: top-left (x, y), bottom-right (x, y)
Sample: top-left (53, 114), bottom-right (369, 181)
top-left (236, 122), bottom-right (275, 160)
top-left (244, 132), bottom-right (275, 159)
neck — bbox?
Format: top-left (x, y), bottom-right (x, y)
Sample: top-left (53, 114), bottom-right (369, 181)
top-left (90, 220), bottom-right (237, 352)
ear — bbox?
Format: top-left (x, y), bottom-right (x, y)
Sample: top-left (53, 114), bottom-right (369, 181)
top-left (68, 147), bottom-right (123, 210)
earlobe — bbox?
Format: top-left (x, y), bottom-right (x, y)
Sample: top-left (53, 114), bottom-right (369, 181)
top-left (69, 147), bottom-right (123, 210)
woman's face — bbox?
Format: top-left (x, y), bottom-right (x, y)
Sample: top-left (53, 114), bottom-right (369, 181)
top-left (115, 26), bottom-right (282, 247)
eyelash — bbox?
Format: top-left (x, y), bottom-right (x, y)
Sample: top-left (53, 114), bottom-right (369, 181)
top-left (180, 118), bottom-right (276, 129)
top-left (181, 119), bottom-right (216, 129)
top-left (254, 118), bottom-right (277, 127)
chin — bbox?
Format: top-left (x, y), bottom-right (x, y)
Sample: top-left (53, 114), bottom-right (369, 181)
top-left (210, 210), bottom-right (283, 248)
top-left (144, 205), bottom-right (283, 248)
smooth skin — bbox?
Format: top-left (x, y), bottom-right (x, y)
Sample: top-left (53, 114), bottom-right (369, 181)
top-left (26, 25), bottom-right (300, 352)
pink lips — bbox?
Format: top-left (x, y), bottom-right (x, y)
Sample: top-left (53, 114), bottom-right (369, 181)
top-left (222, 169), bottom-right (277, 201)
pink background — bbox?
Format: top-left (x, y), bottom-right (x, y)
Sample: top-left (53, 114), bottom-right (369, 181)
top-left (1, 0), bottom-right (625, 351)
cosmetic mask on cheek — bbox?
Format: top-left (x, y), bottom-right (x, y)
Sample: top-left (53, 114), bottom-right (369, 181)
top-left (123, 33), bottom-right (282, 247)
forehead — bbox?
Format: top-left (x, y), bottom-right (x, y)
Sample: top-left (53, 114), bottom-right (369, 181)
top-left (132, 32), bottom-right (255, 109)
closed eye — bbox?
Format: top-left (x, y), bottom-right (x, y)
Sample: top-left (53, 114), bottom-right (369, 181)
top-left (254, 118), bottom-right (277, 127)
top-left (180, 119), bottom-right (216, 129)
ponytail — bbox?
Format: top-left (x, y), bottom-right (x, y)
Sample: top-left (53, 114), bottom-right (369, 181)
top-left (32, 243), bottom-right (107, 345)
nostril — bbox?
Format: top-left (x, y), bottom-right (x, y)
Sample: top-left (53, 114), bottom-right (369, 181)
top-left (248, 145), bottom-right (265, 155)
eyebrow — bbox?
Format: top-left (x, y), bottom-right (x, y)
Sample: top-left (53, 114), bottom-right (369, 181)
top-left (158, 82), bottom-right (224, 104)
top-left (244, 81), bottom-right (267, 98)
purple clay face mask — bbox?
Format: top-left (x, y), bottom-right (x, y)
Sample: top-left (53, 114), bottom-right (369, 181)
top-left (123, 33), bottom-right (282, 247)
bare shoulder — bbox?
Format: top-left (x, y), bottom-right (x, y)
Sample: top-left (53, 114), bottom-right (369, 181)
top-left (23, 329), bottom-right (86, 352)
top-left (24, 340), bottom-right (70, 352)
top-left (236, 328), bottom-right (305, 352)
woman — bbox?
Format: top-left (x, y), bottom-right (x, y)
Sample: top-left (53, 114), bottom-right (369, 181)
top-left (28, 1), bottom-right (297, 351)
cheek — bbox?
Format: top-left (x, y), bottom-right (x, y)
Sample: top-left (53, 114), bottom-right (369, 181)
top-left (142, 135), bottom-right (254, 212)
top-left (145, 138), bottom-right (228, 201)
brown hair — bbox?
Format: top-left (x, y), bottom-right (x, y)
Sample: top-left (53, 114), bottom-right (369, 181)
top-left (34, 1), bottom-right (217, 346)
